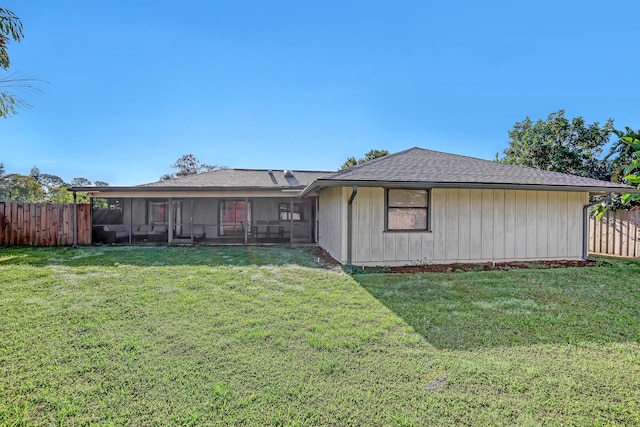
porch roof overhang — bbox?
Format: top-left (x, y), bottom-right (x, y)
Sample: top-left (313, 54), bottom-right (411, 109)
top-left (299, 179), bottom-right (640, 197)
top-left (67, 186), bottom-right (310, 198)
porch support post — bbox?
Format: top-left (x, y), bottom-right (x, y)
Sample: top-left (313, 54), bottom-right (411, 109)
top-left (128, 198), bottom-right (132, 244)
top-left (244, 197), bottom-right (249, 246)
top-left (315, 196), bottom-right (319, 244)
top-left (89, 196), bottom-right (93, 245)
top-left (168, 198), bottom-right (173, 244)
top-left (290, 197), bottom-right (294, 245)
top-left (190, 198), bottom-right (194, 244)
top-left (72, 191), bottom-right (78, 247)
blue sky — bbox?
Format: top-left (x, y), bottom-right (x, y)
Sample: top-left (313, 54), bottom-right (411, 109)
top-left (2, 0), bottom-right (639, 185)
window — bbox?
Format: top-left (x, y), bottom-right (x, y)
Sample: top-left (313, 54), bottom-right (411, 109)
top-left (91, 198), bottom-right (123, 224)
top-left (219, 200), bottom-right (252, 235)
top-left (279, 203), bottom-right (304, 221)
top-left (148, 200), bottom-right (168, 225)
top-left (386, 189), bottom-right (429, 231)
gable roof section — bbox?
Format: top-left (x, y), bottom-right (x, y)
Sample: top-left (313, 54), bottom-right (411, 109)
top-left (301, 147), bottom-right (636, 195)
top-left (69, 169), bottom-right (332, 193)
top-left (138, 168), bottom-right (330, 190)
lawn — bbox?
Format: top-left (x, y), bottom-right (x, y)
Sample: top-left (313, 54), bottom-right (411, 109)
top-left (0, 247), bottom-right (639, 426)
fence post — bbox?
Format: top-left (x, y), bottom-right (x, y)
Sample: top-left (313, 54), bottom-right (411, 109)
top-left (73, 192), bottom-right (78, 247)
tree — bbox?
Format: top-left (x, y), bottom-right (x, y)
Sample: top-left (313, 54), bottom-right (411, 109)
top-left (160, 154), bottom-right (221, 180)
top-left (0, 173), bottom-right (44, 201)
top-left (0, 7), bottom-right (22, 70)
top-left (605, 127), bottom-right (640, 182)
top-left (1, 7), bottom-right (41, 118)
top-left (608, 129), bottom-right (640, 204)
top-left (0, 163), bottom-right (110, 203)
top-left (591, 128), bottom-right (640, 218)
top-left (40, 173), bottom-right (66, 192)
top-left (340, 149), bottom-right (389, 170)
top-left (29, 165), bottom-right (40, 182)
top-left (47, 186), bottom-right (74, 203)
top-left (70, 177), bottom-right (92, 187)
top-left (0, 7), bottom-right (33, 118)
top-left (500, 110), bottom-right (614, 180)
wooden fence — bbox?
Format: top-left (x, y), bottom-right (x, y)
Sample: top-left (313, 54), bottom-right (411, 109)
top-left (0, 202), bottom-right (91, 247)
top-left (589, 208), bottom-right (640, 257)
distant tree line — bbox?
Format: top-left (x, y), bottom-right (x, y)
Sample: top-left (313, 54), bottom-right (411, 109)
top-left (0, 164), bottom-right (107, 203)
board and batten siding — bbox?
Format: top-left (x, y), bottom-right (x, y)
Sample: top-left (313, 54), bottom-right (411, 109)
top-left (317, 186), bottom-right (348, 262)
top-left (320, 187), bottom-right (588, 266)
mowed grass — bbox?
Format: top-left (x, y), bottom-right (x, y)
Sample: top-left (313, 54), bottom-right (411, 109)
top-left (0, 247), bottom-right (638, 425)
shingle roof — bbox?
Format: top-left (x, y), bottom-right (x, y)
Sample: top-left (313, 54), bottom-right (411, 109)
top-left (308, 147), bottom-right (634, 193)
top-left (138, 168), bottom-right (331, 189)
top-left (68, 147), bottom-right (637, 195)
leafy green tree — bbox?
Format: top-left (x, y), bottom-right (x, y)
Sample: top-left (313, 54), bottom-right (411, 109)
top-left (605, 127), bottom-right (640, 183)
top-left (160, 154), bottom-right (221, 180)
top-left (608, 130), bottom-right (640, 204)
top-left (41, 174), bottom-right (66, 192)
top-left (47, 186), bottom-right (74, 203)
top-left (500, 110), bottom-right (614, 180)
top-left (590, 128), bottom-right (640, 219)
top-left (70, 177), bottom-right (92, 187)
top-left (340, 149), bottom-right (389, 170)
top-left (0, 163), bottom-right (109, 203)
top-left (0, 173), bottom-right (44, 201)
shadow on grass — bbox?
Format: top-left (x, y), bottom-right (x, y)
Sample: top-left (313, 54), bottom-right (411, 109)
top-left (0, 246), bottom-right (319, 268)
top-left (352, 260), bottom-right (640, 351)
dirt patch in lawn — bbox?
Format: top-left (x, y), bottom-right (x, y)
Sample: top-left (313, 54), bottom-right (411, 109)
top-left (309, 247), bottom-right (342, 271)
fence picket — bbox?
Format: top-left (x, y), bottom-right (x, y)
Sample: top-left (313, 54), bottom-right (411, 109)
top-left (0, 202), bottom-right (91, 247)
top-left (589, 208), bottom-right (640, 258)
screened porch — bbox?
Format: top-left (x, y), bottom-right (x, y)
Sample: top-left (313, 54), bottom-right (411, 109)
top-left (91, 195), bottom-right (318, 245)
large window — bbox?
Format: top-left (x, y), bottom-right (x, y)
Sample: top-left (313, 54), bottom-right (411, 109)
top-left (219, 200), bottom-right (252, 236)
top-left (386, 189), bottom-right (429, 231)
top-left (279, 203), bottom-right (304, 221)
top-left (148, 200), bottom-right (168, 225)
top-left (92, 198), bottom-right (123, 224)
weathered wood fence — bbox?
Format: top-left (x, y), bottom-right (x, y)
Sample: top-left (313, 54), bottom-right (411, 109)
top-left (0, 202), bottom-right (91, 247)
top-left (589, 208), bottom-right (640, 257)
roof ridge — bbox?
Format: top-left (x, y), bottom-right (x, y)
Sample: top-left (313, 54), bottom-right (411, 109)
top-left (325, 147), bottom-right (420, 178)
top-left (137, 167), bottom-right (335, 187)
top-left (359, 147), bottom-right (615, 184)
top-left (312, 146), bottom-right (634, 191)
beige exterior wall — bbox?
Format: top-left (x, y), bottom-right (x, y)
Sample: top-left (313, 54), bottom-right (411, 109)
top-left (317, 187), bottom-right (348, 262)
top-left (320, 186), bottom-right (588, 266)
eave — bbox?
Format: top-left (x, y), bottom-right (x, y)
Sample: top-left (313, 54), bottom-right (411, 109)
top-left (67, 186), bottom-right (308, 198)
top-left (299, 179), bottom-right (640, 197)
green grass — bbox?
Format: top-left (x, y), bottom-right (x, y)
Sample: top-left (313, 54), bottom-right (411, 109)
top-left (1, 247), bottom-right (639, 425)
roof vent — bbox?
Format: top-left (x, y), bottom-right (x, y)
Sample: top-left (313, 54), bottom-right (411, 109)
top-left (267, 169), bottom-right (278, 184)
top-left (284, 169), bottom-right (294, 178)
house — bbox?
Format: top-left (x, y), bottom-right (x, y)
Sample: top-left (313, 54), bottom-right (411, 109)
top-left (70, 147), bottom-right (637, 266)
